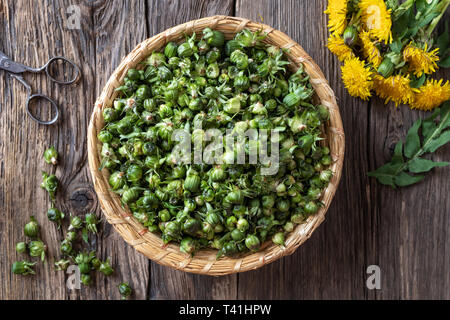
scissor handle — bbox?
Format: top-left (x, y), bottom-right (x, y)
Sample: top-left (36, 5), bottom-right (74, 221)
top-left (25, 94), bottom-right (59, 125)
top-left (42, 56), bottom-right (80, 85)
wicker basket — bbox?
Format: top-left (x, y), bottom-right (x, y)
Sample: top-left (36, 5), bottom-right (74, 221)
top-left (88, 16), bottom-right (345, 276)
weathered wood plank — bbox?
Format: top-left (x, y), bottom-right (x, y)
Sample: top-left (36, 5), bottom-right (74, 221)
top-left (0, 0), bottom-right (91, 299)
top-left (0, 0), bottom-right (150, 300)
top-left (67, 0), bottom-right (150, 300)
top-left (146, 0), bottom-right (237, 300)
top-left (367, 10), bottom-right (450, 299)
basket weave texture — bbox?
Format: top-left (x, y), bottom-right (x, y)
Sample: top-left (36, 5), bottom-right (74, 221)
top-left (88, 16), bottom-right (345, 275)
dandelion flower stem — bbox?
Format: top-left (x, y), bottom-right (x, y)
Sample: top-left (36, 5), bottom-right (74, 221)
top-left (426, 0), bottom-right (450, 36)
top-left (393, 108), bottom-right (449, 177)
top-left (393, 0), bottom-right (415, 19)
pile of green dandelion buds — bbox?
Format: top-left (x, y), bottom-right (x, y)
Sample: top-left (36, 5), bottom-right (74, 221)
top-left (12, 147), bottom-right (116, 288)
top-left (99, 28), bottom-right (333, 258)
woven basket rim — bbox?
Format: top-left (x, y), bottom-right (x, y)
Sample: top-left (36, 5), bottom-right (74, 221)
top-left (87, 15), bottom-right (345, 276)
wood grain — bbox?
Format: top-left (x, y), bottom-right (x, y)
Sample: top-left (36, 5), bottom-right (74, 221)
top-left (0, 0), bottom-right (150, 300)
top-left (0, 0), bottom-right (449, 300)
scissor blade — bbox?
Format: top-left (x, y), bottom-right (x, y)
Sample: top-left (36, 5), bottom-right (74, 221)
top-left (0, 50), bottom-right (28, 74)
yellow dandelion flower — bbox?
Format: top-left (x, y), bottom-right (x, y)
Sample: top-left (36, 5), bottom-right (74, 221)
top-left (373, 74), bottom-right (415, 106)
top-left (360, 31), bottom-right (383, 67)
top-left (341, 57), bottom-right (373, 100)
top-left (359, 0), bottom-right (392, 44)
top-left (327, 34), bottom-right (355, 61)
top-left (411, 79), bottom-right (450, 111)
top-left (324, 0), bottom-right (349, 35)
top-left (403, 43), bottom-right (439, 77)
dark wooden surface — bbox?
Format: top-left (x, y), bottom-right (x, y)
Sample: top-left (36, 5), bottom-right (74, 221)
top-left (0, 0), bottom-right (448, 300)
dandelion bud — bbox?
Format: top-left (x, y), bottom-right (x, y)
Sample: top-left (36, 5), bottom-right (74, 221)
top-left (343, 25), bottom-right (358, 47)
top-left (44, 146), bottom-right (58, 165)
top-left (377, 58), bottom-right (394, 78)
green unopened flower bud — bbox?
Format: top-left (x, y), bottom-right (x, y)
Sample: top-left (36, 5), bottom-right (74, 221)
top-left (47, 207), bottom-right (65, 225)
top-left (284, 221), bottom-right (295, 232)
top-left (214, 223), bottom-right (224, 233)
top-left (277, 199), bottom-right (290, 212)
top-left (164, 42), bottom-right (178, 58)
top-left (221, 241), bottom-right (239, 257)
top-left (203, 226), bottom-right (216, 241)
top-left (69, 215), bottom-right (83, 231)
top-left (377, 58), bottom-right (394, 78)
top-left (206, 62), bottom-right (220, 79)
top-left (102, 108), bottom-right (118, 123)
top-left (233, 121), bottom-right (248, 135)
top-left (235, 29), bottom-right (260, 47)
top-left (298, 134), bottom-right (314, 154)
top-left (343, 25), bottom-right (358, 47)
top-left (225, 216), bottom-right (237, 230)
top-left (321, 154), bottom-right (332, 166)
top-left (262, 195), bottom-right (276, 209)
top-left (85, 213), bottom-right (99, 234)
top-left (184, 174), bottom-right (201, 192)
top-left (230, 50), bottom-right (249, 70)
top-left (163, 221), bottom-right (181, 244)
top-left (99, 258), bottom-right (114, 276)
top-left (16, 242), bottom-right (27, 254)
top-left (65, 231), bottom-right (77, 242)
top-left (81, 274), bottom-right (92, 286)
top-left (276, 182), bottom-right (287, 195)
top-left (304, 201), bottom-right (319, 215)
top-left (272, 232), bottom-right (285, 246)
top-left (109, 171), bottom-right (126, 190)
top-left (236, 218), bottom-right (249, 232)
top-left (91, 257), bottom-right (101, 270)
top-left (203, 28), bottom-right (225, 47)
top-left (198, 39), bottom-right (210, 54)
top-left (24, 216), bottom-right (39, 238)
top-left (118, 282), bottom-right (132, 300)
top-left (245, 235), bottom-right (261, 251)
top-left (44, 146), bottom-right (58, 165)
top-left (113, 99), bottom-right (126, 112)
top-left (41, 172), bottom-right (58, 200)
top-left (291, 212), bottom-right (305, 224)
top-left (55, 259), bottom-right (70, 271)
top-left (231, 229), bottom-right (245, 241)
top-left (60, 239), bottom-right (73, 256)
top-left (127, 68), bottom-right (141, 81)
top-left (224, 97), bottom-right (241, 114)
top-left (147, 52), bottom-right (166, 67)
top-left (180, 237), bottom-right (198, 255)
top-left (178, 42), bottom-right (194, 58)
top-left (205, 48), bottom-right (221, 64)
top-left (75, 251), bottom-right (96, 274)
top-left (225, 39), bottom-right (242, 56)
top-left (317, 105), bottom-right (330, 121)
top-left (29, 240), bottom-right (47, 261)
top-left (12, 260), bottom-right (36, 275)
top-left (121, 187), bottom-right (140, 204)
top-left (98, 130), bottom-right (113, 143)
top-left (234, 75), bottom-right (250, 90)
top-left (320, 169), bottom-right (333, 183)
top-left (210, 166), bottom-right (226, 182)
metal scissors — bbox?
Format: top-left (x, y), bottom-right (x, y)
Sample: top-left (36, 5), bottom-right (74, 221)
top-left (0, 50), bottom-right (80, 125)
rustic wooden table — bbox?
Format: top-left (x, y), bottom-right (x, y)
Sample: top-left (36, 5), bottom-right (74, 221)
top-left (0, 0), bottom-right (449, 300)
